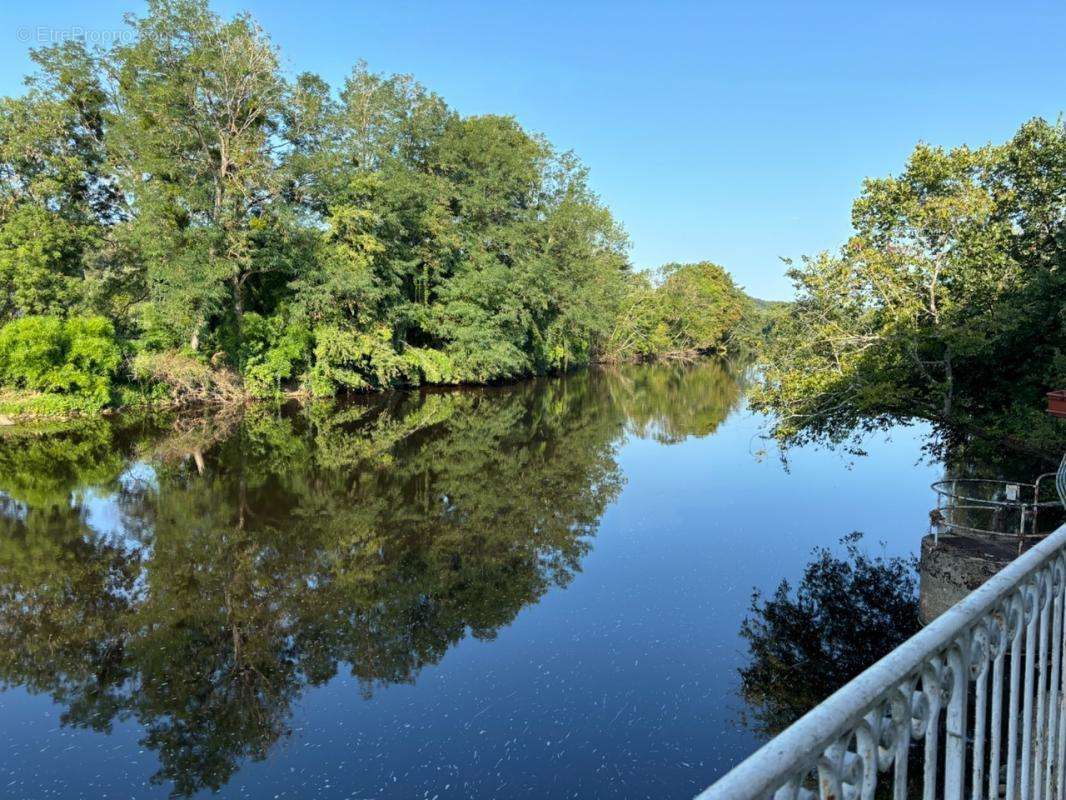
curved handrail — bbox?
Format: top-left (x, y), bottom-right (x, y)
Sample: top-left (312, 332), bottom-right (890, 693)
top-left (931, 478), bottom-right (1060, 509)
top-left (931, 475), bottom-right (1062, 540)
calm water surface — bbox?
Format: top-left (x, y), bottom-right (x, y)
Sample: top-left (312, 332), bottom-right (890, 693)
top-left (0, 362), bottom-right (939, 799)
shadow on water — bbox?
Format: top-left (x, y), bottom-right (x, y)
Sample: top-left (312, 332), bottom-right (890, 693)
top-left (0, 360), bottom-right (743, 796)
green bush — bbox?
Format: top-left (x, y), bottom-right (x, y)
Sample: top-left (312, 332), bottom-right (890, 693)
top-left (0, 315), bottom-right (122, 411)
top-left (307, 326), bottom-right (460, 396)
top-left (0, 389), bottom-right (102, 417)
top-left (240, 312), bottom-right (314, 398)
top-left (403, 346), bottom-right (456, 385)
top-left (309, 326), bottom-right (404, 395)
top-left (0, 205), bottom-right (85, 317)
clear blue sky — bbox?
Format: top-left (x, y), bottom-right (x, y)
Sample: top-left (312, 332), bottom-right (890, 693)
top-left (2, 1), bottom-right (1063, 299)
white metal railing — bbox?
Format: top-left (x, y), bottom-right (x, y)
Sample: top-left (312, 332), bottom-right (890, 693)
top-left (697, 523), bottom-right (1066, 800)
top-left (930, 475), bottom-right (1063, 544)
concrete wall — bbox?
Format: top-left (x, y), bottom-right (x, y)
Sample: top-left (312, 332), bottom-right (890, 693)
top-left (918, 533), bottom-right (1021, 624)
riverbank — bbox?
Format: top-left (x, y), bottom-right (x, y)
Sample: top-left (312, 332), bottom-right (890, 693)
top-left (0, 351), bottom-right (747, 426)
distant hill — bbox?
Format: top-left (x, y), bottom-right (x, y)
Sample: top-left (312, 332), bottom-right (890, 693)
top-left (747, 296), bottom-right (791, 313)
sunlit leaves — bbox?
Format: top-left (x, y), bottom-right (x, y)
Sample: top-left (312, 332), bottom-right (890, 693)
top-left (752, 118), bottom-right (1066, 456)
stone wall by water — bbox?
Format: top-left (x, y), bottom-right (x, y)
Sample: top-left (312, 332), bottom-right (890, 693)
top-left (918, 534), bottom-right (1021, 624)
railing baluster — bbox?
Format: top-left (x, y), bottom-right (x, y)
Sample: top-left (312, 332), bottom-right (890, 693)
top-left (1038, 572), bottom-right (1054, 800)
top-left (990, 627), bottom-right (1006, 800)
top-left (1010, 592), bottom-right (1026, 800)
top-left (1045, 563), bottom-right (1064, 800)
top-left (923, 662), bottom-right (943, 800)
top-left (972, 629), bottom-right (989, 800)
top-left (946, 644), bottom-right (969, 799)
top-left (893, 688), bottom-right (911, 800)
top-left (1025, 583), bottom-right (1040, 800)
top-left (856, 720), bottom-right (878, 800)
top-left (817, 742), bottom-right (844, 800)
top-left (1055, 568), bottom-right (1066, 800)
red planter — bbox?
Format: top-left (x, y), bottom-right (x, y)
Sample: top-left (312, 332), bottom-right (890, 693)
top-left (1048, 390), bottom-right (1066, 418)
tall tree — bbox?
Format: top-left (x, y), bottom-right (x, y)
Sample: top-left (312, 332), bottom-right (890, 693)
top-left (109, 0), bottom-right (297, 356)
top-left (752, 119), bottom-right (1066, 455)
top-left (0, 41), bottom-right (117, 319)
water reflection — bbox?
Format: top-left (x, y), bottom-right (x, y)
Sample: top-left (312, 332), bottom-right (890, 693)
top-left (607, 358), bottom-right (745, 445)
top-left (731, 420), bottom-right (1066, 751)
top-left (0, 361), bottom-right (742, 796)
top-left (736, 533), bottom-right (921, 738)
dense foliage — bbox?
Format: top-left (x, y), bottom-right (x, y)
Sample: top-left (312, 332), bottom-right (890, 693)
top-left (751, 119), bottom-right (1066, 456)
top-left (0, 0), bottom-right (750, 416)
top-left (0, 315), bottom-right (122, 413)
top-left (603, 261), bottom-right (753, 361)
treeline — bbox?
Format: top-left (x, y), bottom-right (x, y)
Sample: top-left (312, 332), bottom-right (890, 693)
top-left (0, 0), bottom-right (751, 416)
top-left (751, 118), bottom-right (1066, 457)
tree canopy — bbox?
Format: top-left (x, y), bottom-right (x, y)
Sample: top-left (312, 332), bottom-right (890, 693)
top-left (751, 118), bottom-right (1066, 457)
top-left (0, 0), bottom-right (751, 417)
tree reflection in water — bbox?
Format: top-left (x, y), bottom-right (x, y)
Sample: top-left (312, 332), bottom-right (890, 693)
top-left (0, 361), bottom-right (742, 796)
top-left (737, 533), bottom-right (921, 738)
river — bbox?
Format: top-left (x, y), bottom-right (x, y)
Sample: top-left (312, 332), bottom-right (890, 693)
top-left (0, 361), bottom-right (940, 798)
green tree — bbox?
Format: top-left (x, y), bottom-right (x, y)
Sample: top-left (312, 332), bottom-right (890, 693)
top-left (752, 118), bottom-right (1066, 456)
top-left (657, 261), bottom-right (752, 353)
top-left (109, 0), bottom-right (307, 356)
top-left (604, 262), bottom-right (752, 361)
top-left (0, 41), bottom-right (116, 320)
top-left (0, 0), bottom-right (752, 414)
